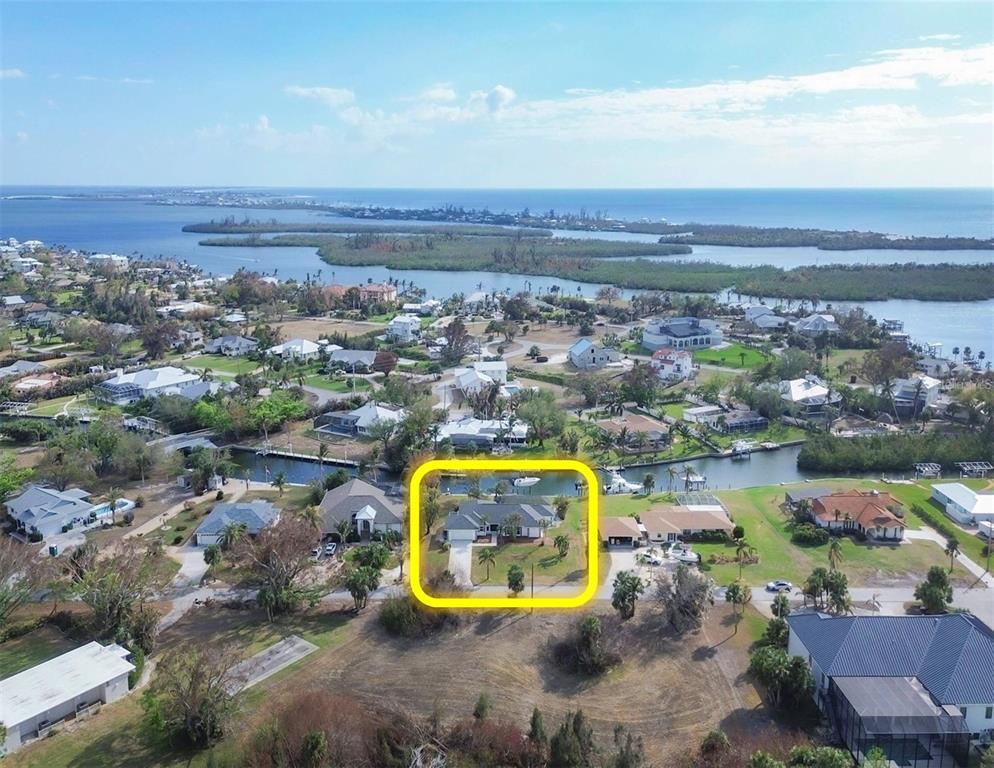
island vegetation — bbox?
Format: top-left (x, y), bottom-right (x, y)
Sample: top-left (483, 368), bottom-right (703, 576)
top-left (183, 218), bottom-right (553, 237)
top-left (198, 232), bottom-right (994, 300)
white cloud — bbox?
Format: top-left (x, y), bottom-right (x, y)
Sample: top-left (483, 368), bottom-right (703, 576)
top-left (479, 84), bottom-right (516, 112)
top-left (16, 131), bottom-right (29, 144)
top-left (120, 77), bottom-right (153, 85)
top-left (2, 68), bottom-right (26, 79)
top-left (284, 85), bottom-right (355, 108)
top-left (919, 33), bottom-right (961, 42)
top-left (420, 82), bottom-right (457, 102)
top-left (75, 75), bottom-right (99, 81)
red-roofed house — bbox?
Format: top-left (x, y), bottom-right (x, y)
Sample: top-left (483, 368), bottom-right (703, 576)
top-left (810, 491), bottom-right (905, 541)
top-left (650, 347), bottom-right (694, 381)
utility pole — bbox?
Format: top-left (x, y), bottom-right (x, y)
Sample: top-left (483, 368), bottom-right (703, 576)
top-left (530, 563), bottom-right (535, 614)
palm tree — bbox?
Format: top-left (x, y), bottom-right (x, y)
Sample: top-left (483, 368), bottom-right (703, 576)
top-left (317, 442), bottom-right (328, 476)
top-left (554, 534), bottom-right (570, 559)
top-left (298, 505), bottom-right (322, 530)
top-left (478, 548), bottom-right (496, 581)
top-left (335, 518), bottom-right (352, 544)
top-left (828, 539), bottom-right (843, 572)
top-left (944, 537), bottom-right (960, 572)
top-left (219, 521), bottom-right (248, 551)
top-left (642, 473), bottom-right (656, 495)
top-left (735, 538), bottom-right (756, 578)
top-left (666, 464), bottom-right (679, 491)
top-left (272, 471), bottom-right (287, 496)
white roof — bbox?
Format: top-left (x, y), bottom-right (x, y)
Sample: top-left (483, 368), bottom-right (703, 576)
top-left (104, 366), bottom-right (199, 390)
top-left (0, 642), bottom-right (134, 726)
top-left (472, 360), bottom-right (507, 375)
top-left (934, 483), bottom-right (994, 517)
top-left (779, 376), bottom-right (830, 402)
top-left (350, 401), bottom-right (406, 428)
top-left (455, 367), bottom-right (493, 390)
top-left (439, 417), bottom-right (528, 440)
top-left (268, 338), bottom-right (321, 356)
top-left (389, 314), bottom-right (421, 327)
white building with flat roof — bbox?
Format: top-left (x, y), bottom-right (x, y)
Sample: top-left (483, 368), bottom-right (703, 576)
top-left (931, 483), bottom-right (994, 525)
top-left (1, 642), bottom-right (134, 753)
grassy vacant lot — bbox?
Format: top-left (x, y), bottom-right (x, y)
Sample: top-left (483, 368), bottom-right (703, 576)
top-left (709, 421), bottom-right (809, 449)
top-left (693, 342), bottom-right (771, 369)
top-left (27, 394), bottom-right (76, 416)
top-left (696, 484), bottom-right (976, 588)
top-left (183, 354), bottom-right (259, 376)
top-left (302, 373), bottom-right (372, 393)
top-left (0, 624), bottom-right (76, 678)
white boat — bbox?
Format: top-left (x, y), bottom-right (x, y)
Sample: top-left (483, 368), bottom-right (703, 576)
top-left (759, 441), bottom-right (780, 450)
top-left (513, 476), bottom-right (540, 488)
top-left (602, 471), bottom-right (643, 495)
top-left (731, 439), bottom-right (756, 456)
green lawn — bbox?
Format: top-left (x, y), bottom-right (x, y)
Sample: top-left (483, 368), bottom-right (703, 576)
top-left (708, 421), bottom-right (809, 449)
top-left (28, 395), bottom-right (77, 416)
top-left (695, 485), bottom-right (976, 587)
top-left (693, 342), bottom-right (770, 369)
top-left (302, 374), bottom-right (372, 393)
top-left (0, 624), bottom-right (76, 678)
top-left (184, 354), bottom-right (259, 376)
top-left (470, 501), bottom-right (587, 586)
top-left (658, 401), bottom-right (688, 419)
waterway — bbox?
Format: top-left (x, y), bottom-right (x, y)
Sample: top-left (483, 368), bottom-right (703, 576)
top-left (231, 443), bottom-right (816, 494)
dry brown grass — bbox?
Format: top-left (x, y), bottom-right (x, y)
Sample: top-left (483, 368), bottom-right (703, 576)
top-left (272, 317), bottom-right (386, 341)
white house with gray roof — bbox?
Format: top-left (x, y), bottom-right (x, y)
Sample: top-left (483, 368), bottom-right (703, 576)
top-left (443, 496), bottom-right (558, 542)
top-left (568, 338), bottom-right (621, 369)
top-left (4, 485), bottom-right (95, 540)
top-left (318, 478), bottom-right (403, 540)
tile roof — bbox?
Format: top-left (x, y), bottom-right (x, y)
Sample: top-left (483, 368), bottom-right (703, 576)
top-left (640, 506), bottom-right (734, 535)
top-left (812, 491), bottom-right (904, 529)
top-left (787, 613), bottom-right (994, 705)
top-left (599, 516), bottom-right (641, 541)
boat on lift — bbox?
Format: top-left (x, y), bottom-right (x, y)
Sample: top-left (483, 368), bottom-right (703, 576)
top-left (513, 476), bottom-right (541, 488)
top-left (603, 470), bottom-right (643, 495)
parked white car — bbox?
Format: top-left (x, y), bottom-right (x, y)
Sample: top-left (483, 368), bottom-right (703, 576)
top-left (766, 580), bottom-right (793, 593)
top-left (324, 542), bottom-right (337, 556)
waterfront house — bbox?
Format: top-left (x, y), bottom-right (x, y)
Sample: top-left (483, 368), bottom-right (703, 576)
top-left (787, 612), bottom-right (994, 763)
top-left (683, 404), bottom-right (725, 429)
top-left (892, 374), bottom-right (942, 415)
top-left (1, 642), bottom-right (135, 753)
top-left (314, 401), bottom-right (407, 437)
top-left (640, 506), bottom-right (734, 544)
top-left (438, 416), bottom-right (529, 450)
top-left (777, 375), bottom-right (842, 416)
top-left (810, 490), bottom-right (905, 540)
top-left (568, 338), bottom-right (622, 370)
top-left (443, 496), bottom-right (558, 543)
top-left (793, 313), bottom-right (839, 336)
top-left (931, 483), bottom-right (994, 526)
top-left (194, 500), bottom-right (280, 546)
top-left (642, 316), bottom-right (721, 351)
top-left (599, 516), bottom-right (642, 548)
top-left (93, 366), bottom-right (204, 405)
top-left (358, 282), bottom-right (398, 304)
top-left (318, 478), bottom-right (404, 540)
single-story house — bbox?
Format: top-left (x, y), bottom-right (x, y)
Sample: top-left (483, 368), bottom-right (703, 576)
top-left (437, 416), bottom-right (529, 449)
top-left (194, 500), bottom-right (280, 546)
top-left (642, 316), bottom-right (721, 351)
top-left (651, 347), bottom-right (694, 380)
top-left (784, 487), bottom-right (832, 511)
top-left (443, 496), bottom-right (557, 542)
top-left (720, 409), bottom-right (770, 433)
top-left (155, 300), bottom-right (215, 318)
top-left (599, 515), bottom-right (642, 548)
top-left (931, 483), bottom-right (994, 526)
top-left (327, 349), bottom-right (378, 372)
top-left (319, 478), bottom-right (404, 540)
top-left (402, 300), bottom-right (441, 316)
top-left (640, 506), bottom-right (734, 544)
top-left (454, 360), bottom-right (508, 395)
top-left (4, 484), bottom-right (95, 539)
top-left (12, 371), bottom-right (64, 394)
top-left (314, 401), bottom-right (406, 437)
top-left (810, 490), bottom-right (905, 540)
top-left (0, 642), bottom-right (135, 753)
top-left (87, 252), bottom-right (130, 271)
top-left (93, 366), bottom-right (204, 405)
top-left (744, 305), bottom-right (788, 330)
top-left (267, 338), bottom-right (326, 361)
top-left (594, 413), bottom-right (669, 449)
top-left (787, 612), bottom-right (994, 760)
top-left (683, 404), bottom-right (725, 429)
top-left (204, 334), bottom-right (258, 356)
top-left (568, 338), bottom-right (622, 370)
top-left (777, 375), bottom-right (842, 415)
top-left (386, 314), bottom-right (421, 343)
top-left (0, 359), bottom-right (46, 379)
top-left (793, 313), bottom-right (839, 336)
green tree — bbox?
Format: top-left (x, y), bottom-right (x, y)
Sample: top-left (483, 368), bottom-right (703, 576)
top-left (507, 564), bottom-right (525, 596)
top-left (548, 710), bottom-right (596, 768)
top-left (473, 692), bottom-right (492, 720)
top-left (528, 706), bottom-right (547, 745)
top-left (748, 646), bottom-right (813, 710)
top-left (915, 565), bottom-right (953, 614)
top-left (517, 389), bottom-right (566, 445)
top-left (944, 536), bottom-right (960, 572)
top-left (344, 565), bottom-right (381, 611)
top-left (611, 570), bottom-right (645, 620)
top-left (827, 538), bottom-right (843, 572)
top-left (642, 473), bottom-right (655, 494)
top-left (477, 548), bottom-right (496, 581)
top-left (0, 451), bottom-right (33, 500)
top-left (554, 534), bottom-right (570, 559)
top-left (771, 591), bottom-right (790, 619)
top-left (724, 579), bottom-right (751, 632)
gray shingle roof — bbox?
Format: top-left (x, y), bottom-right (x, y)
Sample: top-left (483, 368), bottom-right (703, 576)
top-left (196, 500), bottom-right (280, 537)
top-left (318, 478), bottom-right (403, 529)
top-left (787, 613), bottom-right (994, 705)
top-left (447, 496), bottom-right (556, 530)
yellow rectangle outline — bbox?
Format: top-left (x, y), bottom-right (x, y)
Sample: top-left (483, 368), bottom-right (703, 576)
top-left (409, 457), bottom-right (599, 609)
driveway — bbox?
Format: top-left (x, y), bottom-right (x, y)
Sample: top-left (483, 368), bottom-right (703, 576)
top-left (597, 547), bottom-right (656, 598)
top-left (447, 541), bottom-right (473, 587)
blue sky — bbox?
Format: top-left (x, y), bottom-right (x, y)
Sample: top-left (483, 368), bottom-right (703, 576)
top-left (1, 2), bottom-right (992, 187)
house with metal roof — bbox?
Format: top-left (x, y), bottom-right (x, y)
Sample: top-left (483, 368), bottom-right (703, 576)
top-left (0, 359), bottom-right (46, 380)
top-left (327, 349), bottom-right (378, 371)
top-left (931, 483), bottom-right (994, 526)
top-left (313, 401), bottom-right (406, 437)
top-left (787, 612), bottom-right (994, 765)
top-left (93, 366), bottom-right (204, 405)
top-left (0, 641), bottom-right (135, 753)
top-left (4, 484), bottom-right (95, 540)
top-left (642, 316), bottom-right (721, 351)
top-left (568, 338), bottom-right (621, 370)
top-left (318, 478), bottom-right (403, 540)
top-left (443, 496), bottom-right (558, 543)
top-left (204, 334), bottom-right (258, 356)
top-left (194, 500), bottom-right (281, 546)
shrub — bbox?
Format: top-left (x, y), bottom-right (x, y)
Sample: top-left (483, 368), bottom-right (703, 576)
top-left (122, 510), bottom-right (135, 525)
top-left (172, 534), bottom-right (183, 545)
top-left (791, 523), bottom-right (829, 546)
top-left (134, 495), bottom-right (146, 508)
top-left (175, 525), bottom-right (188, 532)
top-left (128, 647), bottom-right (145, 689)
top-left (551, 615), bottom-right (621, 676)
top-left (28, 531), bottom-right (43, 543)
top-left (732, 524), bottom-right (745, 540)
top-left (215, 490), bottom-right (225, 501)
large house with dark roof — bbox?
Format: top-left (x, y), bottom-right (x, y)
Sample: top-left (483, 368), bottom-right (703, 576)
top-left (443, 496), bottom-right (558, 543)
top-left (318, 478), bottom-right (404, 540)
top-left (194, 500), bottom-right (280, 546)
top-left (787, 612), bottom-right (994, 765)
